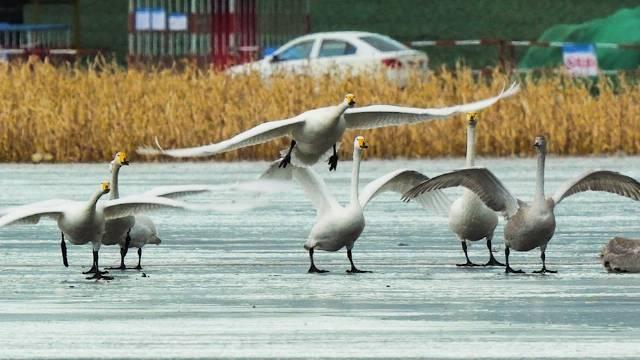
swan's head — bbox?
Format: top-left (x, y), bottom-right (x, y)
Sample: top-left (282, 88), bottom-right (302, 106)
top-left (354, 135), bottom-right (368, 150)
top-left (115, 152), bottom-right (130, 166)
top-left (344, 94), bottom-right (356, 107)
top-left (100, 181), bottom-right (111, 194)
top-left (466, 112), bottom-right (478, 127)
top-left (533, 135), bottom-right (547, 152)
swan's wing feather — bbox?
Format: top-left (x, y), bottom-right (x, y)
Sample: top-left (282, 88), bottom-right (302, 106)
top-left (0, 202), bottom-right (68, 227)
top-left (343, 82), bottom-right (519, 130)
top-left (142, 185), bottom-right (211, 199)
top-left (359, 169), bottom-right (451, 214)
top-left (137, 116), bottom-right (306, 157)
top-left (292, 166), bottom-right (340, 216)
top-left (102, 196), bottom-right (193, 219)
top-left (552, 170), bottom-right (640, 206)
top-left (402, 167), bottom-right (519, 217)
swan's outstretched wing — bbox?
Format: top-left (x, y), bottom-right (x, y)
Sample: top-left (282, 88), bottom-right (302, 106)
top-left (136, 116), bottom-right (306, 158)
top-left (292, 166), bottom-right (340, 216)
top-left (343, 82), bottom-right (519, 130)
top-left (257, 160), bottom-right (339, 216)
top-left (402, 167), bottom-right (519, 217)
top-left (552, 170), bottom-right (640, 206)
top-left (102, 196), bottom-right (195, 220)
top-left (359, 169), bottom-right (451, 214)
top-left (142, 185), bottom-right (211, 199)
top-left (0, 201), bottom-right (70, 227)
top-left (0, 199), bottom-right (69, 219)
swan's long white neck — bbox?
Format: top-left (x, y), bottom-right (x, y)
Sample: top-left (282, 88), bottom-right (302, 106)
top-left (88, 189), bottom-right (106, 214)
top-left (534, 148), bottom-right (546, 206)
top-left (466, 122), bottom-right (476, 167)
top-left (110, 163), bottom-right (120, 200)
top-left (350, 147), bottom-right (362, 205)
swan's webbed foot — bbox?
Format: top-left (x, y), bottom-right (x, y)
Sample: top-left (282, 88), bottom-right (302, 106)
top-left (86, 271), bottom-right (114, 281)
top-left (82, 265), bottom-right (99, 274)
top-left (308, 264), bottom-right (329, 273)
top-left (279, 154), bottom-right (291, 168)
top-left (533, 267), bottom-right (557, 274)
top-left (134, 264), bottom-right (143, 270)
top-left (484, 256), bottom-right (505, 267)
top-left (505, 266), bottom-right (525, 274)
top-left (346, 267), bottom-right (371, 274)
top-left (107, 264), bottom-right (127, 270)
top-left (328, 144), bottom-right (338, 171)
top-left (456, 260), bottom-right (480, 267)
top-left (328, 155), bottom-right (338, 171)
top-left (279, 140), bottom-right (296, 168)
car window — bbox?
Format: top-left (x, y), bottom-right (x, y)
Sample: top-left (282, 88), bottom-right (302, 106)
top-left (275, 40), bottom-right (314, 61)
top-left (359, 35), bottom-right (408, 52)
top-left (318, 39), bottom-right (357, 58)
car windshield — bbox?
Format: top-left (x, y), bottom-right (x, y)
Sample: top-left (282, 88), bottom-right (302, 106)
top-left (275, 40), bottom-right (314, 61)
top-left (359, 35), bottom-right (408, 52)
top-left (318, 39), bottom-right (357, 57)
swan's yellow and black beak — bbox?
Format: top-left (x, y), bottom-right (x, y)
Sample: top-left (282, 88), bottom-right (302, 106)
top-left (101, 181), bottom-right (111, 193)
top-left (466, 112), bottom-right (478, 126)
top-left (345, 93), bottom-right (356, 106)
top-left (356, 135), bottom-right (368, 149)
top-left (117, 151), bottom-right (130, 166)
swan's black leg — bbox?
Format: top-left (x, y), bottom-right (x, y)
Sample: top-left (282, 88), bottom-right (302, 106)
top-left (135, 248), bottom-right (143, 270)
top-left (504, 247), bottom-right (524, 274)
top-left (85, 250), bottom-right (113, 280)
top-left (307, 248), bottom-right (328, 273)
top-left (346, 249), bottom-right (371, 273)
top-left (108, 230), bottom-right (131, 270)
top-left (456, 241), bottom-right (479, 267)
top-left (533, 251), bottom-right (557, 274)
top-left (328, 144), bottom-right (338, 171)
top-left (484, 236), bottom-right (505, 267)
top-left (279, 140), bottom-right (296, 168)
top-left (60, 232), bottom-right (69, 267)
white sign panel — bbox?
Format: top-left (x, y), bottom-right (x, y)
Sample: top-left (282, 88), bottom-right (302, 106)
top-left (562, 44), bottom-right (599, 77)
top-left (151, 8), bottom-right (167, 31)
top-left (168, 13), bottom-right (188, 31)
top-left (135, 8), bottom-right (151, 31)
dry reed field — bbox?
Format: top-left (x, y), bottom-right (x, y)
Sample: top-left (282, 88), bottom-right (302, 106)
top-left (1, 59), bottom-right (639, 163)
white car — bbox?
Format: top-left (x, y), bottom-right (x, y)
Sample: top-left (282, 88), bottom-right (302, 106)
top-left (228, 31), bottom-right (428, 86)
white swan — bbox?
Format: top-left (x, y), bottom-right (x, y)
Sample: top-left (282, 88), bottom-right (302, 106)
top-left (0, 182), bottom-right (196, 279)
top-left (403, 135), bottom-right (640, 273)
top-left (101, 152), bottom-right (210, 270)
top-left (260, 135), bottom-right (449, 273)
top-left (137, 83), bottom-right (520, 171)
top-left (448, 112), bottom-right (503, 267)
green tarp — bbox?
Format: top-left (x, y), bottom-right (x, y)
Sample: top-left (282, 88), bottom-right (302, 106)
top-left (519, 7), bottom-right (640, 70)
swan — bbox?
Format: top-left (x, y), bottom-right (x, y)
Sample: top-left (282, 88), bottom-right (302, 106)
top-left (101, 152), bottom-right (210, 270)
top-left (260, 135), bottom-right (449, 273)
top-left (137, 83), bottom-right (520, 171)
top-left (403, 135), bottom-right (640, 274)
top-left (447, 112), bottom-right (503, 267)
top-left (0, 182), bottom-right (197, 280)
top-left (600, 237), bottom-right (640, 273)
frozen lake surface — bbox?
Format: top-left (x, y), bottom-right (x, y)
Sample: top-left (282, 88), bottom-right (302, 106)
top-left (1, 157), bottom-right (640, 359)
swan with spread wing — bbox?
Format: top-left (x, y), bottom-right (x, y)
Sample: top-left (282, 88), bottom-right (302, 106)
top-left (403, 135), bottom-right (640, 274)
top-left (260, 135), bottom-right (450, 273)
top-left (102, 152), bottom-right (210, 270)
top-left (138, 83), bottom-right (519, 171)
top-left (0, 182), bottom-right (197, 280)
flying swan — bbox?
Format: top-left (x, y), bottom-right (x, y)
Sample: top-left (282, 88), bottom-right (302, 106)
top-left (447, 112), bottom-right (503, 267)
top-left (259, 135), bottom-right (450, 273)
top-left (137, 83), bottom-right (520, 171)
top-left (403, 135), bottom-right (640, 274)
top-left (0, 182), bottom-right (198, 280)
top-left (101, 152), bottom-right (210, 270)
